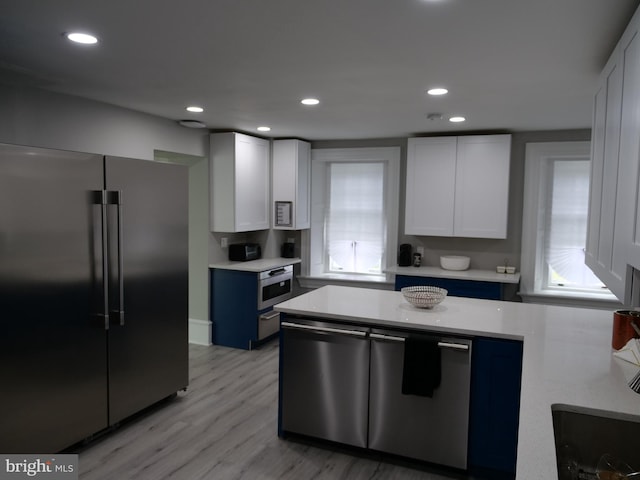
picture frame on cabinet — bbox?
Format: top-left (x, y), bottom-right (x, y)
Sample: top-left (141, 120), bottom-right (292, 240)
top-left (275, 201), bottom-right (293, 227)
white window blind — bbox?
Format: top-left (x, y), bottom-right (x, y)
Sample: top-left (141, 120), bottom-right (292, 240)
top-left (326, 162), bottom-right (385, 274)
top-left (545, 159), bottom-right (605, 290)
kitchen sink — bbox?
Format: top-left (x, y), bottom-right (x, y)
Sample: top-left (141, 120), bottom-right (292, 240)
top-left (552, 404), bottom-right (640, 479)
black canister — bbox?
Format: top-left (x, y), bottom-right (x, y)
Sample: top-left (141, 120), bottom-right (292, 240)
top-left (398, 244), bottom-right (412, 266)
top-left (281, 242), bottom-right (295, 258)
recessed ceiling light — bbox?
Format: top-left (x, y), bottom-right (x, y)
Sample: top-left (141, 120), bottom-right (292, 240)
top-left (186, 106), bottom-right (204, 113)
top-left (65, 32), bottom-right (98, 45)
top-left (257, 126), bottom-right (271, 132)
top-left (427, 88), bottom-right (448, 96)
top-left (449, 116), bottom-right (466, 123)
top-left (301, 98), bottom-right (320, 105)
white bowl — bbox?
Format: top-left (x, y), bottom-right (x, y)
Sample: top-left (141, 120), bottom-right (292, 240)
top-left (401, 286), bottom-right (448, 309)
top-left (440, 255), bottom-right (470, 271)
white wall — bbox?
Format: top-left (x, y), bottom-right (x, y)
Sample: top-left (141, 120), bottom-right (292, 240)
top-left (0, 84), bottom-right (208, 159)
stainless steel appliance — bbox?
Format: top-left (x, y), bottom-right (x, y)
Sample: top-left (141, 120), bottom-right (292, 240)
top-left (279, 318), bottom-right (472, 469)
top-left (258, 265), bottom-right (293, 310)
top-left (368, 329), bottom-right (472, 469)
top-left (228, 242), bottom-right (261, 261)
top-left (280, 319), bottom-right (371, 447)
top-left (0, 143), bottom-right (188, 453)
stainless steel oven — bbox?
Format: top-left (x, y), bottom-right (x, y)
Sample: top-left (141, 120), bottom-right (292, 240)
top-left (258, 265), bottom-right (293, 310)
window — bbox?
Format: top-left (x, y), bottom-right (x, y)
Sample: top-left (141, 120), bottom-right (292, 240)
top-left (326, 162), bottom-right (385, 274)
top-left (521, 142), bottom-right (616, 306)
top-left (302, 147), bottom-right (400, 285)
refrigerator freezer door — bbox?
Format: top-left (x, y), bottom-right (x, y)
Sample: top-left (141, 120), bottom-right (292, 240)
top-left (0, 144), bottom-right (108, 453)
top-left (104, 156), bottom-right (188, 424)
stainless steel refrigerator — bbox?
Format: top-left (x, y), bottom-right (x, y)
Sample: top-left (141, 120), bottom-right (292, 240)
top-left (0, 143), bottom-right (188, 453)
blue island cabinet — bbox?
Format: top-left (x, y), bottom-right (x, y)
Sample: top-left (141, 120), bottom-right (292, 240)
top-left (468, 337), bottom-right (523, 478)
top-left (210, 268), bottom-right (274, 349)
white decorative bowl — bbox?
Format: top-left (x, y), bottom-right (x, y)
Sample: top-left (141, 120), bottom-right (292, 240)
top-left (401, 286), bottom-right (448, 309)
top-left (440, 255), bottom-right (470, 271)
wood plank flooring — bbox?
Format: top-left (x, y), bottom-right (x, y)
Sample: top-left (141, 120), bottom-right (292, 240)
top-left (75, 341), bottom-right (469, 480)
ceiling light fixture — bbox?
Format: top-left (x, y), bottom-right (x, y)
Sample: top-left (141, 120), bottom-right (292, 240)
top-left (301, 98), bottom-right (320, 105)
top-left (449, 116), bottom-right (466, 123)
top-left (257, 126), bottom-right (271, 132)
top-left (427, 88), bottom-right (448, 96)
top-left (186, 106), bottom-right (204, 113)
top-left (65, 32), bottom-right (98, 44)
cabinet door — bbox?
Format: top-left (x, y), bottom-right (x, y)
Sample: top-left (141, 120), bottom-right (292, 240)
top-left (468, 337), bottom-right (523, 476)
top-left (585, 38), bottom-right (629, 300)
top-left (617, 29), bottom-right (640, 273)
top-left (235, 134), bottom-right (270, 232)
top-left (405, 137), bottom-right (456, 236)
top-left (272, 139), bottom-right (310, 230)
top-left (296, 140), bottom-right (311, 229)
top-left (455, 135), bottom-right (511, 239)
top-left (211, 269), bottom-right (258, 349)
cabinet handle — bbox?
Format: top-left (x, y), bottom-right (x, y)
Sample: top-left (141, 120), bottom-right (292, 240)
top-left (437, 342), bottom-right (469, 351)
top-left (261, 310), bottom-right (280, 321)
top-left (370, 333), bottom-right (405, 342)
top-left (281, 321), bottom-right (367, 337)
top-left (370, 334), bottom-right (469, 351)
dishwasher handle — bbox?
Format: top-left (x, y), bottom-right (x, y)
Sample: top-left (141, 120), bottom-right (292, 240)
top-left (370, 333), bottom-right (469, 351)
top-left (282, 321), bottom-right (367, 338)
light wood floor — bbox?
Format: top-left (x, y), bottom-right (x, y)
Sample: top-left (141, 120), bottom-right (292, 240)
top-left (75, 341), bottom-right (469, 480)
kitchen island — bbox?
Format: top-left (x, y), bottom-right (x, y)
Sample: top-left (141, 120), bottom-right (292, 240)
top-left (274, 285), bottom-right (640, 480)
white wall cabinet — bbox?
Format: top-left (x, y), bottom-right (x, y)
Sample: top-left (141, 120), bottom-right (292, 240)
top-left (272, 139), bottom-right (311, 230)
top-left (210, 132), bottom-right (270, 232)
top-left (586, 8), bottom-right (640, 303)
top-left (405, 135), bottom-right (511, 239)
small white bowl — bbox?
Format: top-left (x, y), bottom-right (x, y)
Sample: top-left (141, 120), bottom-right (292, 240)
top-left (505, 266), bottom-right (516, 274)
top-left (401, 286), bottom-right (448, 309)
top-left (440, 255), bottom-right (470, 271)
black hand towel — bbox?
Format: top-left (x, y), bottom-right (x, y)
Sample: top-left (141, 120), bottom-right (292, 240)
top-left (402, 337), bottom-right (441, 397)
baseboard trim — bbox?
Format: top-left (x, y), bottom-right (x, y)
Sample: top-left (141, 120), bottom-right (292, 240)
top-left (189, 318), bottom-right (212, 346)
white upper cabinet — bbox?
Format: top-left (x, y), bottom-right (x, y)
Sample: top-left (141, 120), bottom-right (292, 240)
top-left (210, 132), bottom-right (270, 232)
top-left (586, 7), bottom-right (640, 303)
top-left (272, 139), bottom-right (311, 230)
top-left (405, 135), bottom-right (511, 239)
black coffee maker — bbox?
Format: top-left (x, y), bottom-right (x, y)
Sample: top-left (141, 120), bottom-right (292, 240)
top-left (398, 244), bottom-right (412, 266)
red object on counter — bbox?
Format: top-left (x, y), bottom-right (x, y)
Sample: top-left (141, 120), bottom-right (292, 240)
top-left (612, 310), bottom-right (640, 350)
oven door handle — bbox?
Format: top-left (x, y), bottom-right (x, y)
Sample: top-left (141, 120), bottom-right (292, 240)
top-left (268, 268), bottom-right (287, 277)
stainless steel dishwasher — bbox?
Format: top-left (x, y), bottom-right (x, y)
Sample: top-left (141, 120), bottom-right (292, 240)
top-left (280, 318), bottom-right (370, 448)
top-left (368, 328), bottom-right (472, 470)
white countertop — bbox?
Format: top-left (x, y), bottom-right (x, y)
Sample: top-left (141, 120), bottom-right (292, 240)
top-left (386, 265), bottom-right (521, 284)
top-left (274, 285), bottom-right (640, 480)
top-left (209, 257), bottom-right (301, 272)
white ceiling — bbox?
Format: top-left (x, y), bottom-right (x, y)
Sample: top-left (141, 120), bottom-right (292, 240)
top-left (1, 0), bottom-right (639, 140)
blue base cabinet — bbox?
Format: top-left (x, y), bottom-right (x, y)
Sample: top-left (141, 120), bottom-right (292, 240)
top-left (468, 337), bottom-right (523, 478)
top-left (210, 269), bottom-right (273, 350)
top-left (395, 274), bottom-right (504, 300)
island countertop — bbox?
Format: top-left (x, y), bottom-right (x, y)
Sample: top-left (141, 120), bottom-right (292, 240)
top-left (274, 285), bottom-right (640, 480)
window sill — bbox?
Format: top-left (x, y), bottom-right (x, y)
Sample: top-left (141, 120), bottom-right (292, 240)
top-left (519, 290), bottom-right (623, 310)
top-left (297, 274), bottom-right (394, 291)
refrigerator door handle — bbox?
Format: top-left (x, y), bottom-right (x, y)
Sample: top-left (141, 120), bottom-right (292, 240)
top-left (107, 190), bottom-right (125, 326)
top-left (92, 190), bottom-right (110, 330)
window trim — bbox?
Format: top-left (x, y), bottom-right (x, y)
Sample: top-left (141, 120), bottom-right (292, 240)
top-left (300, 147), bottom-right (400, 286)
top-left (520, 141), bottom-right (620, 307)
